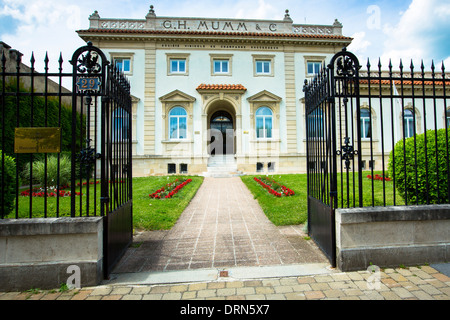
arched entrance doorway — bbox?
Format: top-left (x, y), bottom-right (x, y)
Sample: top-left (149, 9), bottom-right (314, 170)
top-left (209, 110), bottom-right (234, 155)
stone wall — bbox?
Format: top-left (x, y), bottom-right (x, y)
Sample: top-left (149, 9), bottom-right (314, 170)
top-left (336, 205), bottom-right (450, 271)
top-left (0, 217), bottom-right (104, 291)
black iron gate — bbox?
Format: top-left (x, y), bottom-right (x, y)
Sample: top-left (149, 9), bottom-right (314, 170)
top-left (304, 49), bottom-right (361, 267)
top-left (70, 42), bottom-right (133, 278)
top-left (0, 42), bottom-right (132, 279)
top-left (304, 47), bottom-right (450, 267)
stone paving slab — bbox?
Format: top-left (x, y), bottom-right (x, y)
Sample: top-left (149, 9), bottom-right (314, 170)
top-left (112, 177), bottom-right (327, 274)
top-left (1, 264), bottom-right (448, 301)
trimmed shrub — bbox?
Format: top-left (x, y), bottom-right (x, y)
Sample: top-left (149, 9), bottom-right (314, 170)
top-left (0, 150), bottom-right (17, 217)
top-left (388, 129), bottom-right (450, 204)
top-left (22, 154), bottom-right (72, 187)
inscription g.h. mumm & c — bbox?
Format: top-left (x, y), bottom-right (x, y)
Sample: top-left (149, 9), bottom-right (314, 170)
top-left (161, 20), bottom-right (277, 32)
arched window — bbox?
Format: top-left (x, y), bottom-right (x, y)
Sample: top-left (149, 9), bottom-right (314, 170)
top-left (360, 108), bottom-right (371, 139)
top-left (113, 107), bottom-right (129, 141)
top-left (307, 107), bottom-right (324, 138)
top-left (255, 107), bottom-right (273, 138)
top-left (403, 109), bottom-right (415, 138)
top-left (446, 109), bottom-right (450, 128)
top-left (169, 107), bottom-right (187, 139)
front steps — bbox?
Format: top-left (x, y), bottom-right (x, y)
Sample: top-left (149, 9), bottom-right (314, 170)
top-left (202, 155), bottom-right (244, 178)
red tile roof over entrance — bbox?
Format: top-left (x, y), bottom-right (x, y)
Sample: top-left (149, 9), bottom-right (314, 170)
top-left (196, 84), bottom-right (247, 90)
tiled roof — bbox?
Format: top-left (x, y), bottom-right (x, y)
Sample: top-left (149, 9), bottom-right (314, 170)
top-left (196, 84), bottom-right (247, 90)
top-left (359, 79), bottom-right (450, 86)
top-left (77, 28), bottom-right (352, 41)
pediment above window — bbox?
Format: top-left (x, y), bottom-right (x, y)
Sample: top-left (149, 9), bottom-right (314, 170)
top-left (247, 90), bottom-right (282, 103)
top-left (159, 90), bottom-right (196, 103)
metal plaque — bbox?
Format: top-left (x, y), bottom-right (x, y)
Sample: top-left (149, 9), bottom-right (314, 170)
top-left (14, 127), bottom-right (61, 153)
top-left (76, 76), bottom-right (101, 93)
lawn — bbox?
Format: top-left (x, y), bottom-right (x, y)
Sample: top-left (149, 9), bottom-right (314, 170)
top-left (7, 172), bottom-right (401, 230)
top-left (241, 174), bottom-right (308, 226)
top-left (241, 171), bottom-right (401, 226)
top-left (8, 176), bottom-right (204, 230)
top-left (132, 176), bottom-right (203, 230)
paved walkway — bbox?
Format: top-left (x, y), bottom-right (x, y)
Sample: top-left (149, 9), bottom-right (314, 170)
top-left (1, 177), bottom-right (449, 301)
top-left (112, 177), bottom-right (327, 273)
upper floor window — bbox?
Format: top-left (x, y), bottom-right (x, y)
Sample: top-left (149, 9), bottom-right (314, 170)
top-left (169, 107), bottom-right (187, 140)
top-left (256, 60), bottom-right (271, 75)
top-left (170, 59), bottom-right (186, 74)
top-left (210, 54), bottom-right (233, 76)
top-left (253, 54), bottom-right (275, 77)
top-left (114, 58), bottom-right (131, 73)
top-left (255, 107), bottom-right (273, 138)
top-left (307, 61), bottom-right (322, 76)
top-left (360, 108), bottom-right (372, 139)
top-left (110, 53), bottom-right (134, 75)
top-left (167, 53), bottom-right (190, 76)
top-left (214, 60), bottom-right (229, 74)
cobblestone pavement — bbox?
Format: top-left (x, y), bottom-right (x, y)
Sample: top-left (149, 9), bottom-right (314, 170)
top-left (1, 264), bottom-right (449, 300)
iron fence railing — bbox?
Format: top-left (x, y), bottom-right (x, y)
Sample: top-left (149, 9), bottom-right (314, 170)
top-left (305, 48), bottom-right (450, 209)
top-left (0, 43), bottom-right (132, 220)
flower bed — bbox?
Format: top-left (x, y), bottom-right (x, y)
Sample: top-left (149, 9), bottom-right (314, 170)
top-left (149, 178), bottom-right (193, 199)
top-left (367, 174), bottom-right (391, 181)
top-left (253, 176), bottom-right (295, 197)
top-left (20, 185), bottom-right (80, 197)
top-left (20, 180), bottom-right (124, 198)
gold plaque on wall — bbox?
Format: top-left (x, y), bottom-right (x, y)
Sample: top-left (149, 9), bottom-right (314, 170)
top-left (14, 128), bottom-right (61, 154)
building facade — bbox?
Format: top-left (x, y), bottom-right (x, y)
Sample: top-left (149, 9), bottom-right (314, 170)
top-left (77, 6), bottom-right (353, 176)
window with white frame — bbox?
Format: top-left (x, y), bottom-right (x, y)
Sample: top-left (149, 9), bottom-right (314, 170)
top-left (170, 59), bottom-right (186, 74)
top-left (307, 61), bottom-right (322, 76)
top-left (360, 108), bottom-right (371, 139)
top-left (253, 55), bottom-right (274, 76)
top-left (255, 107), bottom-right (273, 138)
top-left (169, 107), bottom-right (187, 139)
top-left (446, 109), bottom-right (450, 128)
top-left (213, 59), bottom-right (229, 74)
top-left (113, 107), bottom-right (129, 141)
top-left (256, 60), bottom-right (271, 75)
top-left (114, 58), bottom-right (131, 73)
top-left (307, 107), bottom-right (324, 138)
top-left (403, 109), bottom-right (415, 138)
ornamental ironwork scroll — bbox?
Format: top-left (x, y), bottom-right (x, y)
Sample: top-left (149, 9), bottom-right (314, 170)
top-left (336, 137), bottom-right (358, 170)
top-left (71, 41), bottom-right (108, 95)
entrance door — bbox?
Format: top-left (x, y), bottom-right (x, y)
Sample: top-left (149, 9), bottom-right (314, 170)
top-left (210, 111), bottom-right (233, 155)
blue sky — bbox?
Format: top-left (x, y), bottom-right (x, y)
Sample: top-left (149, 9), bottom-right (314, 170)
top-left (0, 0), bottom-right (449, 72)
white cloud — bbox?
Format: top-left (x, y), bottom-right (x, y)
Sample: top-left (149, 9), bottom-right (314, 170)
top-left (380, 0), bottom-right (450, 67)
top-left (0, 0), bottom-right (86, 72)
top-left (348, 31), bottom-right (371, 55)
top-left (233, 0), bottom-right (280, 20)
top-left (444, 57), bottom-right (450, 70)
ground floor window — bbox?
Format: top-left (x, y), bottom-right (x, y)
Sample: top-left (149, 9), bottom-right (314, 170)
top-left (403, 109), bottom-right (415, 138)
top-left (256, 107), bottom-right (273, 138)
top-left (113, 107), bottom-right (129, 141)
top-left (360, 108), bottom-right (371, 139)
top-left (169, 107), bottom-right (187, 139)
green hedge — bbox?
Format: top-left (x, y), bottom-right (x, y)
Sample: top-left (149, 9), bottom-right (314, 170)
top-left (388, 129), bottom-right (450, 204)
top-left (0, 150), bottom-right (17, 217)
